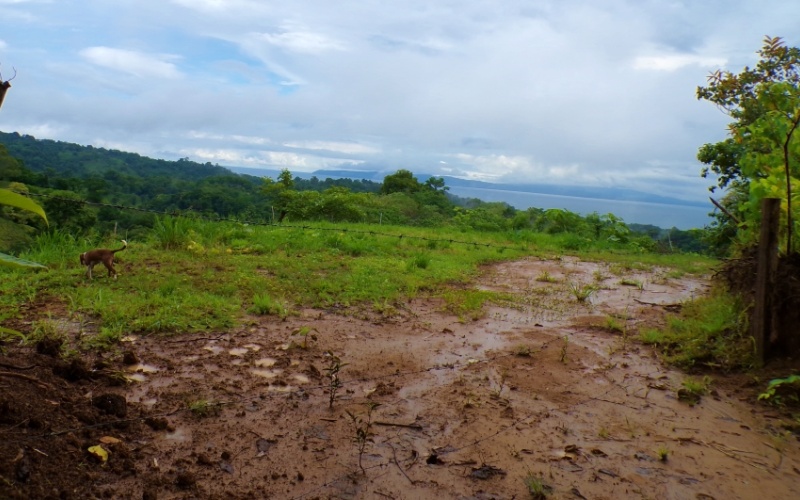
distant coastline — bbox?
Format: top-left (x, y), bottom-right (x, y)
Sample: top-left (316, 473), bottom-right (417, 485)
top-left (447, 186), bottom-right (711, 230)
top-left (228, 166), bottom-right (712, 230)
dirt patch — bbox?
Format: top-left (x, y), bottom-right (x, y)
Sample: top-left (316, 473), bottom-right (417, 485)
top-left (2, 256), bottom-right (800, 498)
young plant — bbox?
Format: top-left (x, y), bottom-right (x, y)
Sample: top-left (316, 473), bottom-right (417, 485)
top-left (290, 325), bottom-right (318, 349)
top-left (346, 401), bottom-right (381, 474)
top-left (758, 374), bottom-right (800, 406)
top-left (559, 335), bottom-right (569, 364)
top-left (535, 271), bottom-right (559, 283)
top-left (656, 444), bottom-right (670, 462)
top-left (188, 399), bottom-right (215, 417)
top-left (514, 344), bottom-right (533, 357)
top-left (523, 470), bottom-right (552, 499)
top-left (677, 376), bottom-right (712, 406)
top-left (324, 351), bottom-right (347, 409)
top-left (619, 278), bottom-right (643, 288)
top-left (249, 293), bottom-right (289, 319)
top-left (569, 282), bottom-right (597, 303)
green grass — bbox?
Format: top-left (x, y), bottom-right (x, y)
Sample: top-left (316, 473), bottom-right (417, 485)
top-left (0, 220), bottom-right (718, 351)
top-left (639, 288), bottom-right (753, 369)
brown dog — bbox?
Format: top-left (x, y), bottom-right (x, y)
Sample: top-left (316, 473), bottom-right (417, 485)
top-left (80, 240), bottom-right (127, 280)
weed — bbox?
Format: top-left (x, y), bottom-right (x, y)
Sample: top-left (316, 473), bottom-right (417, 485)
top-left (639, 288), bottom-right (753, 370)
top-left (619, 278), bottom-right (643, 289)
top-left (758, 374), bottom-right (800, 406)
top-left (372, 299), bottom-right (398, 317)
top-left (639, 328), bottom-right (665, 345)
top-left (569, 282), bottom-right (597, 303)
top-left (290, 326), bottom-right (318, 349)
top-left (523, 470), bottom-right (552, 499)
top-left (249, 293), bottom-right (289, 319)
top-left (152, 216), bottom-right (193, 250)
top-left (514, 344), bottom-right (533, 357)
top-left (603, 315), bottom-right (625, 333)
top-left (592, 269), bottom-right (608, 282)
top-left (408, 254), bottom-right (430, 270)
top-left (324, 351), bottom-right (347, 409)
top-left (678, 376), bottom-right (712, 406)
top-left (346, 401), bottom-right (381, 474)
top-left (188, 399), bottom-right (215, 417)
top-left (463, 393), bottom-right (481, 409)
top-left (535, 271), bottom-right (559, 283)
top-left (598, 427), bottom-right (610, 439)
top-left (490, 371), bottom-right (508, 399)
top-left (656, 445), bottom-right (670, 462)
top-left (559, 335), bottom-right (569, 363)
top-left (0, 326), bottom-right (28, 344)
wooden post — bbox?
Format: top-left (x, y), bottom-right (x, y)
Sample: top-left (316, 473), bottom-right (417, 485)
top-left (753, 198), bottom-right (780, 365)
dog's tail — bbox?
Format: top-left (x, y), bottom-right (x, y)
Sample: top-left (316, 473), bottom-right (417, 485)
top-left (113, 240), bottom-right (128, 253)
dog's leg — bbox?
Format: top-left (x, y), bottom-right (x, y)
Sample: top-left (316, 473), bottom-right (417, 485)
top-left (103, 260), bottom-right (117, 280)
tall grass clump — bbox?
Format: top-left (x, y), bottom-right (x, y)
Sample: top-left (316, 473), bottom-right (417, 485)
top-left (152, 216), bottom-right (193, 250)
top-left (23, 230), bottom-right (81, 267)
top-left (249, 293), bottom-right (289, 318)
top-left (639, 288), bottom-right (753, 369)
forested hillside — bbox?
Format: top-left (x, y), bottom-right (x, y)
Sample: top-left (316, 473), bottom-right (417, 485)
top-left (0, 131), bottom-right (709, 254)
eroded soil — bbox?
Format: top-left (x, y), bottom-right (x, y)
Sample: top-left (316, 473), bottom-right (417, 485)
top-left (2, 256), bottom-right (800, 499)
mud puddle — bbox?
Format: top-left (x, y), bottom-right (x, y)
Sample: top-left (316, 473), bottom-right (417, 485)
top-left (112, 257), bottom-right (799, 499)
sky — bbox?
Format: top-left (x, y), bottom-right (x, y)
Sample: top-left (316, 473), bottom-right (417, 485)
top-left (1, 1), bottom-right (799, 204)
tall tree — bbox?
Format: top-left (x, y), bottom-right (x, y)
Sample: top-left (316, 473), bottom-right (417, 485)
top-left (697, 36), bottom-right (800, 254)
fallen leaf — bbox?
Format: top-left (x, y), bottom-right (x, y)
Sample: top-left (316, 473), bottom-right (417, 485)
top-left (99, 436), bottom-right (121, 444)
top-left (88, 445), bottom-right (108, 463)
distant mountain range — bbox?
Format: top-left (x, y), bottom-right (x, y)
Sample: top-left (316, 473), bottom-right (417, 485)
top-left (227, 166), bottom-right (707, 208)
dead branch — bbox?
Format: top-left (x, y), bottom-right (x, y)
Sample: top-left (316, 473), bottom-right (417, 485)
top-left (375, 421), bottom-right (423, 430)
top-left (710, 197), bottom-right (744, 227)
top-left (0, 371), bottom-right (53, 390)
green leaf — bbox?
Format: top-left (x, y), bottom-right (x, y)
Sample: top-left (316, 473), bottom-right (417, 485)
top-left (0, 326), bottom-right (26, 338)
top-left (0, 251), bottom-right (47, 269)
top-left (0, 188), bottom-right (48, 224)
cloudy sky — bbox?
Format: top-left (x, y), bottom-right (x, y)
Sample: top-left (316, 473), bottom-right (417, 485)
top-left (1, 0), bottom-right (799, 204)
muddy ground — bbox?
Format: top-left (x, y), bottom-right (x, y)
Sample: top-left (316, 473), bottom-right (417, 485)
top-left (1, 256), bottom-right (799, 499)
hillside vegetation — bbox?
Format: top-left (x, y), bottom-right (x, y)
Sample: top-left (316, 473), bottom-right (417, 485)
top-left (0, 131), bottom-right (709, 254)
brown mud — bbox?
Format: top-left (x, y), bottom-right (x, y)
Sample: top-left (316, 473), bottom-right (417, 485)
top-left (1, 256), bottom-right (799, 499)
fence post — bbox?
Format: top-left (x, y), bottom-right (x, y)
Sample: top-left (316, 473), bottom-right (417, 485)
top-left (753, 198), bottom-right (780, 365)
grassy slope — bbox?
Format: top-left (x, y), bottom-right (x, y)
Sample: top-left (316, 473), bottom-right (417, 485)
top-left (0, 220), bottom-right (717, 348)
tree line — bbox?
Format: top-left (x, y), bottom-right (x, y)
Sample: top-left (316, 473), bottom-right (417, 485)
top-left (0, 132), bottom-right (708, 255)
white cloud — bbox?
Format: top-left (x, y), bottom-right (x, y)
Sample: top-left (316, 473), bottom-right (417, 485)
top-left (79, 47), bottom-right (182, 79)
top-left (633, 53), bottom-right (727, 71)
top-left (257, 28), bottom-right (345, 54)
top-left (183, 148), bottom-right (359, 171)
top-left (283, 140), bottom-right (380, 155)
top-left (5, 0), bottom-right (800, 212)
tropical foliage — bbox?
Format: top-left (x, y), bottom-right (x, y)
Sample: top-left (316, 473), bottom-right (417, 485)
top-left (697, 36), bottom-right (800, 255)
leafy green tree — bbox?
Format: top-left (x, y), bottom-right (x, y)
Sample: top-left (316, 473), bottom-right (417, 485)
top-left (261, 168), bottom-right (298, 222)
top-left (381, 169), bottom-right (422, 195)
top-left (697, 36), bottom-right (800, 254)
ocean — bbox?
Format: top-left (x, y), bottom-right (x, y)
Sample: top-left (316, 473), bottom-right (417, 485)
top-left (447, 186), bottom-right (712, 230)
